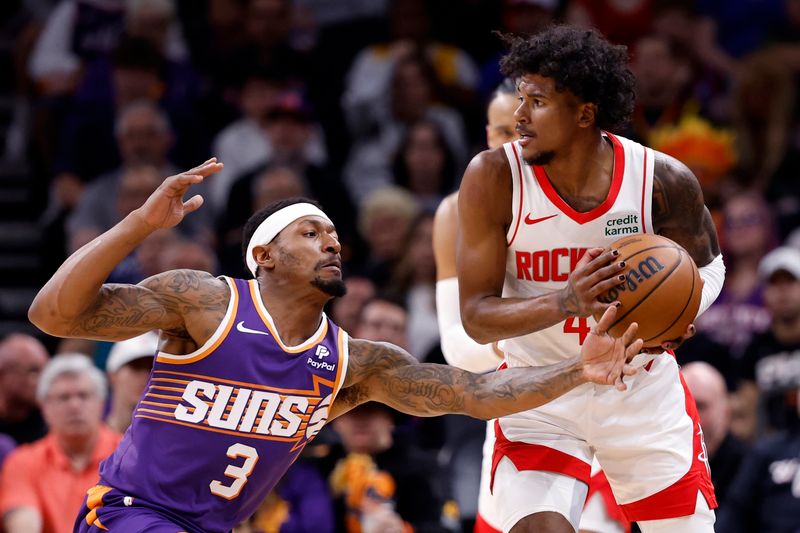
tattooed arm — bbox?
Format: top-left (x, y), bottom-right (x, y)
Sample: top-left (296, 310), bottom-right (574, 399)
top-left (28, 159), bottom-right (226, 344)
top-left (652, 152), bottom-right (721, 266)
top-left (331, 305), bottom-right (643, 420)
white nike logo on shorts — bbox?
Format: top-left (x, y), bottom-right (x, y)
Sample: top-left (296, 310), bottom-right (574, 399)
top-left (236, 321), bottom-right (270, 336)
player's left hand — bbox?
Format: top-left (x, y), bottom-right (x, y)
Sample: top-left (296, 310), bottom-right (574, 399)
top-left (580, 304), bottom-right (643, 391)
top-left (641, 323), bottom-right (696, 354)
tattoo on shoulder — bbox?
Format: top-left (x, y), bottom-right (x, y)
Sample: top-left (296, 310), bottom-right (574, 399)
top-left (71, 270), bottom-right (229, 340)
top-left (651, 152), bottom-right (720, 265)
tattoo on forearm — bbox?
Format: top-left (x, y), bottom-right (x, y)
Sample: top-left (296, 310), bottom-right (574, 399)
top-left (340, 338), bottom-right (584, 419)
top-left (558, 282), bottom-right (579, 315)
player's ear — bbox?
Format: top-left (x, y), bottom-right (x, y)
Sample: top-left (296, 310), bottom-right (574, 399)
top-left (253, 244), bottom-right (276, 271)
top-left (577, 102), bottom-right (597, 129)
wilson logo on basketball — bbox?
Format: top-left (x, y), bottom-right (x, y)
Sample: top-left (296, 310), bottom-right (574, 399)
top-left (598, 256), bottom-right (665, 304)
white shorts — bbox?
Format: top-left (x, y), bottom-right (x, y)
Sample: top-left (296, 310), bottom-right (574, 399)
top-left (491, 354), bottom-right (717, 524)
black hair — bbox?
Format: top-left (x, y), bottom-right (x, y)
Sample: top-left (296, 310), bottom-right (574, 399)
top-left (500, 25), bottom-right (636, 131)
top-left (391, 119), bottom-right (457, 196)
top-left (494, 77), bottom-right (518, 98)
top-left (242, 197), bottom-right (324, 277)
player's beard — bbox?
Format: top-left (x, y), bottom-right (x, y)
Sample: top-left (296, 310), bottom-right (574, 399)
top-left (525, 150), bottom-right (556, 166)
top-left (312, 276), bottom-right (347, 297)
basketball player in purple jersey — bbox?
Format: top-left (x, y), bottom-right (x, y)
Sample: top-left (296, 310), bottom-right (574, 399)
top-left (29, 158), bottom-right (643, 533)
top-left (457, 27), bottom-right (725, 533)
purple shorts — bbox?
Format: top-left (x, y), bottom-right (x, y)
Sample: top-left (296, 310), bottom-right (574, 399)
top-left (74, 484), bottom-right (206, 533)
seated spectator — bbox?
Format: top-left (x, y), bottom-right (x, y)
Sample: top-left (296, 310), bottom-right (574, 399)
top-left (355, 186), bottom-right (419, 286)
top-left (344, 52), bottom-right (468, 202)
top-left (329, 277), bottom-right (377, 335)
top-left (342, 0), bottom-right (479, 145)
top-left (0, 334), bottom-right (49, 445)
top-left (356, 296), bottom-right (409, 353)
top-left (0, 354), bottom-right (120, 533)
top-left (329, 402), bottom-right (455, 533)
top-left (716, 415), bottom-right (800, 532)
top-left (66, 101), bottom-right (185, 252)
top-left (105, 332), bottom-right (157, 434)
top-left (392, 121), bottom-right (458, 211)
top-left (389, 213), bottom-right (440, 361)
top-left (210, 81), bottom-right (327, 211)
top-left (736, 247), bottom-right (800, 440)
top-left (691, 191), bottom-right (774, 370)
top-left (681, 362), bottom-right (749, 506)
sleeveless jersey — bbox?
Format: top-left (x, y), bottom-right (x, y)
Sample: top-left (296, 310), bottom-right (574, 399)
top-left (498, 133), bottom-right (655, 367)
top-left (99, 276), bottom-right (348, 532)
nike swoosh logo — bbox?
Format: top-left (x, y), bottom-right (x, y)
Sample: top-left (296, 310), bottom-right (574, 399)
top-left (236, 321), bottom-right (270, 336)
top-left (524, 213), bottom-right (558, 225)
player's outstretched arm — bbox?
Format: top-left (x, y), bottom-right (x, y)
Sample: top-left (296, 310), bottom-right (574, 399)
top-left (28, 159), bottom-right (225, 341)
top-left (332, 305), bottom-right (642, 421)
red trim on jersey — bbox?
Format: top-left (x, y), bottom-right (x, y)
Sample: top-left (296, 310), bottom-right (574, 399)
top-left (640, 147), bottom-right (648, 233)
top-left (587, 471), bottom-right (631, 533)
top-left (490, 419), bottom-right (591, 492)
top-left (508, 143), bottom-right (525, 246)
top-left (618, 372), bottom-right (718, 522)
top-left (531, 132), bottom-right (626, 225)
top-left (474, 513), bottom-right (501, 533)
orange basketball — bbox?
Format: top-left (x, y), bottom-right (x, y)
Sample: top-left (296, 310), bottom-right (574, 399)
top-left (598, 234), bottom-right (701, 348)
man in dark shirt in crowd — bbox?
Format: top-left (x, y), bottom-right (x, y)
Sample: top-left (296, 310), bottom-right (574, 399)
top-left (737, 247), bottom-right (800, 434)
top-left (0, 334), bottom-right (48, 445)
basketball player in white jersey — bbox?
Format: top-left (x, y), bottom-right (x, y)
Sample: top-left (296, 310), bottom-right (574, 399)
top-left (457, 26), bottom-right (726, 533)
top-left (435, 79), bottom-right (629, 533)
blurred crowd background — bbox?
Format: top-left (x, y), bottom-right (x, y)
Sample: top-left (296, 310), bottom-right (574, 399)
top-left (0, 0), bottom-right (798, 532)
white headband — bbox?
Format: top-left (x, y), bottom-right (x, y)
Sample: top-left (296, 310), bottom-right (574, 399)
top-left (246, 203), bottom-right (332, 277)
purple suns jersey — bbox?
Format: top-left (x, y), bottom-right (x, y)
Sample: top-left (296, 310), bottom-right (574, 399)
top-left (98, 277), bottom-right (349, 532)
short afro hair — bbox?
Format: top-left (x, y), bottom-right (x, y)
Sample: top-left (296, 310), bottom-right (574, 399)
top-left (500, 25), bottom-right (636, 132)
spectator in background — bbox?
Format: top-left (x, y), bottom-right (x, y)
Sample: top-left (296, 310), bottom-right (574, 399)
top-left (681, 362), bottom-right (749, 507)
top-left (391, 120), bottom-right (458, 211)
top-left (27, 0), bottom-right (125, 98)
top-left (0, 355), bottom-right (120, 533)
top-left (105, 332), bottom-right (157, 434)
top-left (342, 0), bottom-right (479, 143)
top-left (157, 237), bottom-right (219, 274)
top-left (690, 191), bottom-right (774, 381)
top-left (355, 186), bottom-right (419, 286)
top-left (627, 33), bottom-right (693, 145)
top-left (218, 93), bottom-right (354, 268)
top-left (209, 69), bottom-right (292, 209)
top-left (330, 277), bottom-right (377, 335)
top-left (0, 334), bottom-right (49, 445)
top-left (344, 52), bottom-right (468, 202)
top-left (67, 102), bottom-right (210, 252)
top-left (329, 402), bottom-right (455, 533)
top-left (566, 0), bottom-right (653, 47)
top-left (389, 213), bottom-right (439, 361)
top-left (716, 395), bottom-right (800, 532)
top-left (736, 247), bottom-right (800, 440)
top-left (356, 296), bottom-right (409, 353)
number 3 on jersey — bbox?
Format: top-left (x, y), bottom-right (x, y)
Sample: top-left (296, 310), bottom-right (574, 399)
top-left (564, 317), bottom-right (590, 345)
top-left (210, 443), bottom-right (259, 499)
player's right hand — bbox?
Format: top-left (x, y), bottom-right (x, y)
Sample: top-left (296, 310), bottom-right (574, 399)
top-left (134, 158), bottom-right (223, 230)
top-left (580, 304), bottom-right (642, 391)
top-left (559, 247), bottom-right (627, 317)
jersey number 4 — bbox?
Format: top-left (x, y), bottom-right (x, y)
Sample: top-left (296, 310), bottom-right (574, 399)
top-left (563, 317), bottom-right (590, 345)
top-left (210, 443), bottom-right (259, 499)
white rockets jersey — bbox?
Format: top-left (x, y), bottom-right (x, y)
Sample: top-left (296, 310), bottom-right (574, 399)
top-left (498, 133), bottom-right (655, 367)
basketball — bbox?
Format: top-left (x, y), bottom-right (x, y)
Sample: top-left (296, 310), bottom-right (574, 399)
top-left (598, 234), bottom-right (702, 348)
